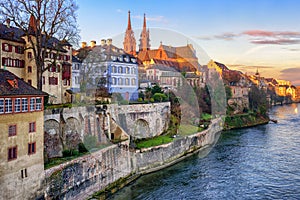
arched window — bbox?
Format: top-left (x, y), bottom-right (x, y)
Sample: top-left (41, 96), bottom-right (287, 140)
top-left (125, 78), bottom-right (129, 85)
top-left (118, 67), bottom-right (122, 73)
top-left (118, 78), bottom-right (123, 85)
top-left (131, 78), bottom-right (136, 85)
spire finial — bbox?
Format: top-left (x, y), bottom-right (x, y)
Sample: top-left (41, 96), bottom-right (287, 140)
top-left (127, 10), bottom-right (132, 30)
top-left (143, 13), bottom-right (146, 29)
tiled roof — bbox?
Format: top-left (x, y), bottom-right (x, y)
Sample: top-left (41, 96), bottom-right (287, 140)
top-left (152, 58), bottom-right (179, 68)
top-left (0, 23), bottom-right (70, 51)
top-left (161, 45), bottom-right (177, 58)
top-left (214, 61), bottom-right (229, 71)
top-left (72, 55), bottom-right (82, 63)
top-left (77, 44), bottom-right (137, 64)
top-left (0, 24), bottom-right (26, 43)
top-left (0, 69), bottom-right (47, 96)
top-left (147, 65), bottom-right (178, 72)
top-left (175, 45), bottom-right (196, 59)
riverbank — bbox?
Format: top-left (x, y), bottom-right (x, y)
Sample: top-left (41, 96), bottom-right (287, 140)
top-left (44, 118), bottom-right (223, 199)
top-left (224, 112), bottom-right (270, 130)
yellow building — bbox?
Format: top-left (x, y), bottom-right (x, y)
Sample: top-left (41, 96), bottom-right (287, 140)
top-left (0, 69), bottom-right (46, 199)
top-left (0, 19), bottom-right (72, 104)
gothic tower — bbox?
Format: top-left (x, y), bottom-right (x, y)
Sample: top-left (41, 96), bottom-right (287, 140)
top-left (139, 14), bottom-right (150, 51)
top-left (123, 11), bottom-right (136, 55)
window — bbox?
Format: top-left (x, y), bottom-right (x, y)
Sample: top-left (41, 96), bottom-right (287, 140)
top-left (8, 146), bottom-right (17, 161)
top-left (28, 52), bottom-right (32, 59)
top-left (125, 78), bottom-right (129, 85)
top-left (28, 142), bottom-right (36, 155)
top-left (36, 98), bottom-right (42, 110)
top-left (28, 79), bottom-right (32, 85)
top-left (0, 98), bottom-right (4, 114)
top-left (8, 125), bottom-right (17, 136)
top-left (5, 98), bottom-right (12, 113)
top-left (15, 46), bottom-right (24, 54)
top-left (28, 66), bottom-right (32, 73)
top-left (118, 78), bottom-right (123, 85)
top-left (29, 122), bottom-right (36, 133)
top-left (2, 43), bottom-right (12, 52)
top-left (14, 98), bottom-right (21, 112)
top-left (22, 98), bottom-right (28, 112)
top-left (131, 78), bottom-right (136, 85)
top-left (49, 77), bottom-right (58, 85)
top-left (30, 98), bottom-right (35, 111)
top-left (42, 76), bottom-right (45, 85)
top-left (21, 169), bottom-right (27, 178)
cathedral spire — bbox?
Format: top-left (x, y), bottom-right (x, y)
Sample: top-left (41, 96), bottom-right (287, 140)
top-left (127, 11), bottom-right (132, 30)
top-left (143, 13), bottom-right (146, 30)
top-left (139, 13), bottom-right (150, 51)
top-left (123, 10), bottom-right (136, 55)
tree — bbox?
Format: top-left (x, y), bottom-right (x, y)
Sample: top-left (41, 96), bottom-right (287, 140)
top-left (0, 0), bottom-right (80, 90)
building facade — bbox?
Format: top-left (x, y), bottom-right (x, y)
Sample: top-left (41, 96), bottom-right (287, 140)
top-left (0, 20), bottom-right (72, 104)
top-left (0, 69), bottom-right (46, 199)
top-left (76, 39), bottom-right (139, 101)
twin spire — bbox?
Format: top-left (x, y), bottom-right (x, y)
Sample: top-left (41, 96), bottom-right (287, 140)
top-left (123, 10), bottom-right (150, 55)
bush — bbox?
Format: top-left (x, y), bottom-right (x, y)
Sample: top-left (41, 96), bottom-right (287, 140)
top-left (62, 149), bottom-right (79, 157)
top-left (78, 142), bottom-right (88, 153)
top-left (137, 97), bottom-right (143, 102)
top-left (150, 98), bottom-right (155, 103)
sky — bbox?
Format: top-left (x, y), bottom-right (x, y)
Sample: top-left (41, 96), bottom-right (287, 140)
top-left (77, 0), bottom-right (300, 85)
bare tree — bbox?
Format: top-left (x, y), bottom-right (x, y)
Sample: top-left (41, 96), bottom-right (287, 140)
top-left (0, 0), bottom-right (80, 90)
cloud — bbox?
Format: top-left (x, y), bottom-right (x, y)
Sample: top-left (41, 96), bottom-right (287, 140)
top-left (242, 30), bottom-right (300, 45)
top-left (282, 47), bottom-right (300, 51)
top-left (251, 38), bottom-right (300, 45)
top-left (116, 9), bottom-right (123, 13)
top-left (279, 67), bottom-right (300, 85)
top-left (196, 29), bottom-right (300, 45)
top-left (214, 33), bottom-right (239, 41)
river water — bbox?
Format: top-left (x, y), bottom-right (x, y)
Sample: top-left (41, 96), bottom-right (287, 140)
top-left (110, 103), bottom-right (300, 200)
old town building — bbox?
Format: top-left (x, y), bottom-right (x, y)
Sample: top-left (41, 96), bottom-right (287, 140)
top-left (75, 39), bottom-right (139, 101)
top-left (123, 11), bottom-right (137, 55)
top-left (0, 17), bottom-right (72, 104)
top-left (0, 69), bottom-right (46, 199)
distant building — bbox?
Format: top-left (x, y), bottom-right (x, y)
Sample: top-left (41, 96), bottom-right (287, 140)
top-left (123, 11), bottom-right (137, 55)
top-left (0, 16), bottom-right (72, 104)
top-left (146, 65), bottom-right (182, 89)
top-left (75, 39), bottom-right (139, 101)
top-left (71, 56), bottom-right (82, 93)
top-left (0, 69), bottom-right (46, 199)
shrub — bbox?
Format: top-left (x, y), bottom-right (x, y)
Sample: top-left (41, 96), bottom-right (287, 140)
top-left (137, 97), bottom-right (143, 102)
top-left (78, 142), bottom-right (88, 153)
top-left (150, 98), bottom-right (155, 103)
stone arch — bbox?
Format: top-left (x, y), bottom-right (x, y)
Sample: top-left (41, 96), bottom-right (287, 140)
top-left (44, 119), bottom-right (62, 158)
top-left (65, 117), bottom-right (82, 150)
top-left (133, 119), bottom-right (150, 138)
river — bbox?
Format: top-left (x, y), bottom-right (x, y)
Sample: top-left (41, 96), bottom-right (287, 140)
top-left (109, 103), bottom-right (300, 200)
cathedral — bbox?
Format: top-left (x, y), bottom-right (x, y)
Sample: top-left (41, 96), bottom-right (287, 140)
top-left (123, 11), bottom-right (200, 74)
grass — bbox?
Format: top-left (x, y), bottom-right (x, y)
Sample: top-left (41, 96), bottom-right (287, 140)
top-left (44, 144), bottom-right (110, 169)
top-left (135, 135), bottom-right (173, 149)
top-left (178, 124), bottom-right (203, 136)
top-left (201, 113), bottom-right (212, 121)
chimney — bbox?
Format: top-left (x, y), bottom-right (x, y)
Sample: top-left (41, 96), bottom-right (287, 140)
top-left (81, 42), bottom-right (87, 48)
top-left (6, 18), bottom-right (10, 28)
top-left (101, 39), bottom-right (106, 46)
top-left (90, 40), bottom-right (96, 47)
top-left (107, 38), bottom-right (112, 45)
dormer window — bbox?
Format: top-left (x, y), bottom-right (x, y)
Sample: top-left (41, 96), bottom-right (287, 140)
top-left (118, 56), bottom-right (123, 62)
top-left (124, 56), bottom-right (130, 62)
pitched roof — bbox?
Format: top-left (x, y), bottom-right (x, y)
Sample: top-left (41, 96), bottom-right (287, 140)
top-left (175, 45), bottom-right (196, 59)
top-left (0, 69), bottom-right (47, 96)
top-left (0, 24), bottom-right (26, 43)
top-left (214, 61), bottom-right (229, 71)
top-left (147, 65), bottom-right (178, 72)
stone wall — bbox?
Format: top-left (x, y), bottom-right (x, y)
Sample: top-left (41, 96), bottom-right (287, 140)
top-left (44, 103), bottom-right (171, 158)
top-left (44, 117), bottom-right (223, 199)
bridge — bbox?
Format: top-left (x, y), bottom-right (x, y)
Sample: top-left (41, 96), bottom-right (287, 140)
top-left (44, 102), bottom-right (170, 158)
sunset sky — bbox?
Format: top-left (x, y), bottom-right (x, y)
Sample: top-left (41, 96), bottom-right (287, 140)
top-left (77, 0), bottom-right (300, 85)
